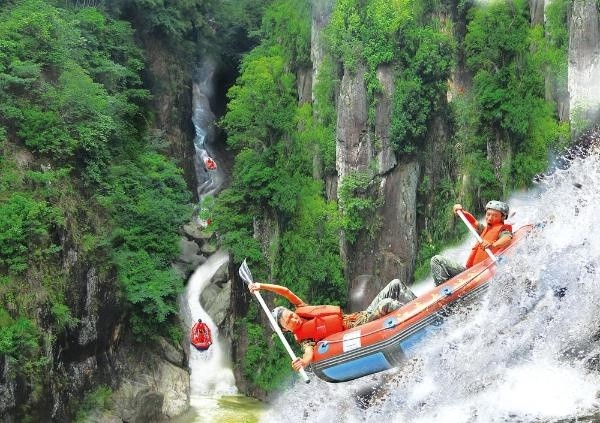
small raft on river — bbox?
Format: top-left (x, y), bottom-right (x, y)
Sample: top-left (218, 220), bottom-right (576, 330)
top-left (310, 224), bottom-right (533, 383)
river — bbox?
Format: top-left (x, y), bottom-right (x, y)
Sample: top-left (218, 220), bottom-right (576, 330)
top-left (181, 55), bottom-right (264, 421)
top-left (180, 249), bottom-right (265, 422)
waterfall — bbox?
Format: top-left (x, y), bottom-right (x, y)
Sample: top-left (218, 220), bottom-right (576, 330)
top-left (192, 57), bottom-right (226, 198)
top-left (179, 56), bottom-right (249, 420)
top-left (263, 139), bottom-right (600, 422)
top-left (184, 250), bottom-right (237, 400)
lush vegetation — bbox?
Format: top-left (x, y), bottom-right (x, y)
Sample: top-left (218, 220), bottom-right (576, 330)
top-left (215, 0), bottom-right (570, 391)
top-left (74, 385), bottom-right (113, 423)
top-left (413, 0), bottom-right (569, 273)
top-left (210, 1), bottom-right (346, 389)
top-left (0, 0), bottom-right (573, 406)
top-left (0, 1), bottom-right (193, 416)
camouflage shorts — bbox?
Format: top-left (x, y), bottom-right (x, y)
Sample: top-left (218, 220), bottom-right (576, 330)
top-left (362, 279), bottom-right (416, 323)
top-left (430, 255), bottom-right (466, 286)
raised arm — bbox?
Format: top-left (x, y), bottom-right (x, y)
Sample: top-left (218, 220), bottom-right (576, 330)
top-left (247, 282), bottom-right (307, 307)
top-left (453, 204), bottom-right (484, 233)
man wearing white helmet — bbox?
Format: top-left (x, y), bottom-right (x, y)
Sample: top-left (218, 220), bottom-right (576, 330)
top-left (247, 279), bottom-right (415, 372)
top-left (430, 201), bottom-right (513, 286)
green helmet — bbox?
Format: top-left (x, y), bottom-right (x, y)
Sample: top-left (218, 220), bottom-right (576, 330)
top-left (485, 200), bottom-right (509, 218)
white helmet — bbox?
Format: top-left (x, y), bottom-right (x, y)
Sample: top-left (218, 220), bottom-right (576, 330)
top-left (485, 200), bottom-right (509, 218)
top-left (271, 306), bottom-right (286, 325)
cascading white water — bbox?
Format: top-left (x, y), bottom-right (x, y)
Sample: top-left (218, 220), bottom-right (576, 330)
top-left (184, 250), bottom-right (237, 400)
top-left (180, 249), bottom-right (246, 423)
top-left (192, 58), bottom-right (226, 198)
top-left (263, 143), bottom-right (600, 422)
top-left (179, 56), bottom-right (250, 421)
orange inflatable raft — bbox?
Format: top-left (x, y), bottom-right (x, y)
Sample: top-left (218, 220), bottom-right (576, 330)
top-left (310, 224), bottom-right (533, 383)
top-left (191, 322), bottom-right (213, 351)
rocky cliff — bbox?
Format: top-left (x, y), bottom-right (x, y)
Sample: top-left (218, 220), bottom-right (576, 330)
top-left (569, 0), bottom-right (600, 129)
top-left (334, 61), bottom-right (420, 310)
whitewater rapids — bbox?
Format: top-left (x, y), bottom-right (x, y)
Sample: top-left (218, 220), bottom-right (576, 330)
top-left (263, 142), bottom-right (600, 422)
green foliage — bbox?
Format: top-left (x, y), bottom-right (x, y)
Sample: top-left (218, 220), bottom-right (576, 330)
top-left (100, 152), bottom-right (191, 265)
top-left (239, 307), bottom-right (290, 390)
top-left (391, 24), bottom-right (454, 153)
top-left (217, 20), bottom-right (349, 391)
top-left (0, 1), bottom-right (192, 413)
top-left (0, 0), bottom-right (71, 70)
top-left (114, 249), bottom-right (183, 339)
top-left (465, 0), bottom-right (538, 140)
top-left (544, 0), bottom-right (570, 57)
top-left (0, 193), bottom-right (64, 274)
top-left (326, 0), bottom-right (363, 72)
top-left (109, 0), bottom-right (213, 42)
top-left (338, 170), bottom-right (384, 244)
top-left (215, 43), bottom-right (324, 276)
top-left (303, 57), bottom-right (338, 173)
top-left (0, 310), bottom-right (40, 358)
top-left (221, 47), bottom-right (297, 150)
top-left (99, 152), bottom-right (191, 339)
top-left (0, 310), bottom-right (46, 382)
top-left (325, 0), bottom-right (454, 153)
top-left (391, 72), bottom-right (429, 153)
top-left (0, 0), bottom-right (149, 184)
top-left (414, 176), bottom-right (462, 280)
top-left (261, 0), bottom-right (311, 68)
top-left (74, 385), bottom-right (113, 423)
top-left (276, 184), bottom-right (346, 306)
top-left (456, 0), bottom-right (568, 198)
top-left (51, 303), bottom-right (79, 332)
top-left (210, 188), bottom-right (262, 264)
top-left (327, 0), bottom-right (412, 73)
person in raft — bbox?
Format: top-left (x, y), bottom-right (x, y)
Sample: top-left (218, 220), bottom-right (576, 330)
top-left (430, 200), bottom-right (513, 287)
top-left (247, 279), bottom-right (416, 372)
top-left (190, 318), bottom-right (213, 350)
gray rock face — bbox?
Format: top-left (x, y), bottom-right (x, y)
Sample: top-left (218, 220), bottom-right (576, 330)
top-left (174, 235), bottom-right (208, 278)
top-left (530, 0), bottom-right (545, 25)
top-left (347, 161), bottom-right (420, 311)
top-left (311, 0), bottom-right (334, 110)
top-left (569, 0), bottom-right (600, 126)
top-left (336, 63), bottom-right (371, 187)
top-left (253, 210), bottom-right (280, 272)
top-left (157, 337), bottom-right (185, 367)
top-left (111, 338), bottom-right (189, 421)
top-left (297, 67), bottom-right (312, 104)
top-left (375, 65), bottom-right (397, 175)
top-left (201, 262), bottom-right (231, 327)
top-left (334, 61), bottom-right (419, 310)
top-left (0, 357), bottom-right (16, 420)
top-left (84, 410), bottom-right (123, 423)
top-left (311, 0), bottom-right (334, 100)
top-left (78, 267), bottom-right (99, 346)
top-left (183, 222), bottom-right (206, 240)
top-left (113, 386), bottom-right (164, 423)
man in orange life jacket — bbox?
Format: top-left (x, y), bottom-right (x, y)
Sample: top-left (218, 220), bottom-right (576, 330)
top-left (430, 201), bottom-right (513, 286)
top-left (247, 279), bottom-right (415, 372)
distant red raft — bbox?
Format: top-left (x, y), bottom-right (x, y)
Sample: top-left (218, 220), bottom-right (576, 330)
top-left (191, 322), bottom-right (213, 351)
top-left (204, 156), bottom-right (217, 171)
top-left (311, 224), bottom-right (534, 383)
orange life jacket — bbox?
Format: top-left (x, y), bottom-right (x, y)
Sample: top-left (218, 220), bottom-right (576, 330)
top-left (292, 305), bottom-right (345, 342)
top-left (465, 223), bottom-right (512, 268)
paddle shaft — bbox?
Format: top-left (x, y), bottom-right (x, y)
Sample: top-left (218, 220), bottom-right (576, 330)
top-left (252, 291), bottom-right (310, 383)
top-left (456, 209), bottom-right (497, 262)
